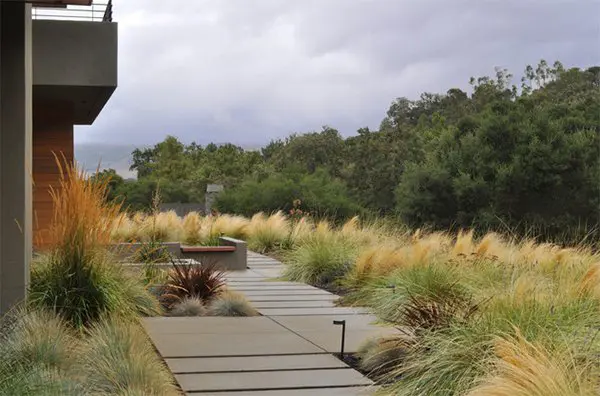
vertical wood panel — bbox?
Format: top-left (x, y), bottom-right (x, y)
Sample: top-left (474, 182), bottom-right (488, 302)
top-left (32, 104), bottom-right (74, 247)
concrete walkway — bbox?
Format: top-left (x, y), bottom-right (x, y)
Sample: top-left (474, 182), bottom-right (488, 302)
top-left (144, 252), bottom-right (397, 395)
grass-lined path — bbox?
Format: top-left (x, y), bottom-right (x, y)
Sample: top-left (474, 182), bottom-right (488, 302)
top-left (144, 252), bottom-right (397, 395)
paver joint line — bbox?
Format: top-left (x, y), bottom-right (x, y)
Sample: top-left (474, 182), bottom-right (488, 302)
top-left (159, 352), bottom-right (332, 359)
top-left (164, 352), bottom-right (333, 358)
top-left (183, 384), bottom-right (372, 394)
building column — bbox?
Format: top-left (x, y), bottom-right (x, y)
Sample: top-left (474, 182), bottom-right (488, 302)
top-left (0, 2), bottom-right (33, 314)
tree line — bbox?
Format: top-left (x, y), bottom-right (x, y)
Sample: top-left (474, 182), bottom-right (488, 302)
top-left (95, 61), bottom-right (600, 242)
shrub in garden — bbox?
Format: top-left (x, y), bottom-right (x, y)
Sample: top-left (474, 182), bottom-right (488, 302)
top-left (161, 260), bottom-right (226, 308)
top-left (208, 291), bottom-right (258, 317)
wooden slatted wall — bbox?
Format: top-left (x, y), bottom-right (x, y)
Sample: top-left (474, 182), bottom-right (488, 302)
top-left (32, 105), bottom-right (74, 247)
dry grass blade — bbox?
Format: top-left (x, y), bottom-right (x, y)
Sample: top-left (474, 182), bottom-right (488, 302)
top-left (47, 153), bottom-right (121, 250)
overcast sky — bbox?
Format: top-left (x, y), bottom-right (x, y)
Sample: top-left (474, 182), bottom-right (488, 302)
top-left (75, 0), bottom-right (600, 148)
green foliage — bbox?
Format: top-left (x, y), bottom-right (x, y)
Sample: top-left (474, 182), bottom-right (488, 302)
top-left (216, 168), bottom-right (363, 221)
top-left (395, 65), bottom-right (600, 240)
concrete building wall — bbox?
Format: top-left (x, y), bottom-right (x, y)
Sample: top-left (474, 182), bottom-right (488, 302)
top-left (32, 104), bottom-right (74, 247)
top-left (0, 2), bottom-right (33, 313)
top-left (32, 20), bottom-right (117, 87)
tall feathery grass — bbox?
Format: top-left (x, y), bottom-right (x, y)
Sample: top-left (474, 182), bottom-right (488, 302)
top-left (467, 331), bottom-right (598, 396)
top-left (181, 211), bottom-right (203, 245)
top-left (246, 211), bottom-right (290, 252)
top-left (283, 230), bottom-right (359, 287)
top-left (337, 230), bottom-right (600, 395)
top-left (28, 158), bottom-right (160, 327)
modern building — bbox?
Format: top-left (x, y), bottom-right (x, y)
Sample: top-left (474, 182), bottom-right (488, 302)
top-left (0, 0), bottom-right (117, 313)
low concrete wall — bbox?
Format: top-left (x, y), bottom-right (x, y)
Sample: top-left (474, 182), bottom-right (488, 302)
top-left (180, 237), bottom-right (247, 271)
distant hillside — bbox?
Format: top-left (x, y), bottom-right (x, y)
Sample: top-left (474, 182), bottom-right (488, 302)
top-left (75, 143), bottom-right (137, 178)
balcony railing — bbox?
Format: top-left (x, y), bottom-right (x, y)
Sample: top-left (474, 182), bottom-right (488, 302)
top-left (32, 0), bottom-right (113, 22)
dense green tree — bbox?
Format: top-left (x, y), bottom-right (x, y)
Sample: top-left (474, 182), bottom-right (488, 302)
top-left (90, 168), bottom-right (125, 203)
top-left (215, 168), bottom-right (362, 221)
top-left (396, 64), bottom-right (600, 239)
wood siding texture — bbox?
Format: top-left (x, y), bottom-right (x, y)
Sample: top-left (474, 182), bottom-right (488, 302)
top-left (33, 105), bottom-right (74, 247)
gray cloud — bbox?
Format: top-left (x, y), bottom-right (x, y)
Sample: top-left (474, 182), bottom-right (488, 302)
top-left (76, 0), bottom-right (600, 147)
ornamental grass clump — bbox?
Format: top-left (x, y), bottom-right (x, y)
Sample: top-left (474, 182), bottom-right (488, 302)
top-left (246, 211), bottom-right (290, 252)
top-left (208, 291), bottom-right (258, 317)
top-left (283, 231), bottom-right (358, 287)
top-left (211, 214), bottom-right (249, 240)
top-left (356, 336), bottom-right (411, 379)
top-left (182, 211), bottom-right (203, 245)
top-left (0, 308), bottom-right (83, 395)
top-left (28, 158), bottom-right (160, 327)
top-left (77, 316), bottom-right (179, 395)
top-left (169, 296), bottom-right (207, 317)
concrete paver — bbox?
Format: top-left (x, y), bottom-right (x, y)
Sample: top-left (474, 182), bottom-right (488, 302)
top-left (176, 368), bottom-right (371, 392)
top-left (166, 354), bottom-right (347, 373)
top-left (249, 269), bottom-right (285, 278)
top-left (227, 285), bottom-right (322, 291)
top-left (257, 307), bottom-right (370, 316)
top-left (150, 332), bottom-right (324, 358)
top-left (244, 294), bottom-right (339, 302)
top-left (252, 301), bottom-right (337, 309)
top-left (226, 281), bottom-right (307, 287)
top-left (143, 317), bottom-right (283, 335)
top-left (241, 289), bottom-right (333, 296)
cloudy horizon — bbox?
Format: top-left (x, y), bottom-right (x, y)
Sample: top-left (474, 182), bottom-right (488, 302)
top-left (75, 0), bottom-right (600, 148)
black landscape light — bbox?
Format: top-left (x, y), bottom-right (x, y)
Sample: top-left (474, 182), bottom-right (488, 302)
top-left (387, 284), bottom-right (396, 294)
top-left (333, 319), bottom-right (346, 359)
